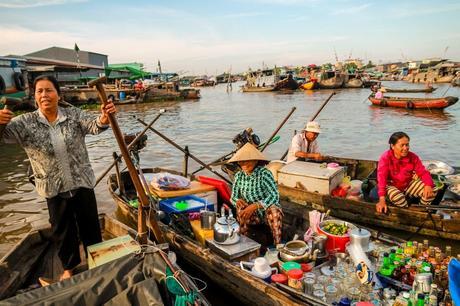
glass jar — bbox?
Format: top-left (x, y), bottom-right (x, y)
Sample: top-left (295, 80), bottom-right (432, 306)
top-left (304, 277), bottom-right (315, 295)
top-left (325, 284), bottom-right (338, 304)
top-left (348, 286), bottom-right (360, 302)
top-left (304, 272), bottom-right (316, 281)
top-left (313, 283), bottom-right (324, 292)
top-left (317, 275), bottom-right (330, 286)
top-left (313, 289), bottom-right (326, 302)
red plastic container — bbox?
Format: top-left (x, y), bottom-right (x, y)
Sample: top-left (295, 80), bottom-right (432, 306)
top-left (317, 220), bottom-right (355, 253)
top-left (300, 263), bottom-right (312, 272)
top-left (271, 273), bottom-right (288, 285)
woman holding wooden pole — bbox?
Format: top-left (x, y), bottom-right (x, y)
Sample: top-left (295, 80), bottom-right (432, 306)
top-left (0, 75), bottom-right (116, 283)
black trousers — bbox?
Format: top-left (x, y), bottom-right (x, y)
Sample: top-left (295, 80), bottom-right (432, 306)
top-left (46, 187), bottom-right (102, 270)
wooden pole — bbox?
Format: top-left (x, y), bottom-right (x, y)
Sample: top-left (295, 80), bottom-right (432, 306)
top-left (88, 77), bottom-right (164, 244)
top-left (280, 92), bottom-right (336, 160)
top-left (95, 111), bottom-right (163, 186)
top-left (183, 145), bottom-right (189, 177)
top-left (136, 118), bottom-right (233, 184)
top-left (260, 107), bottom-right (296, 152)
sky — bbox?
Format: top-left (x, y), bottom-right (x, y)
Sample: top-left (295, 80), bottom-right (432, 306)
top-left (1, 0), bottom-right (460, 74)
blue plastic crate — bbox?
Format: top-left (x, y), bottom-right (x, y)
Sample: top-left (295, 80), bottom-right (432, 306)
top-left (159, 195), bottom-right (215, 215)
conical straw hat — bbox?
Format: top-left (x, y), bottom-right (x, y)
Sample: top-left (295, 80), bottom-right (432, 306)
top-left (228, 143), bottom-right (268, 163)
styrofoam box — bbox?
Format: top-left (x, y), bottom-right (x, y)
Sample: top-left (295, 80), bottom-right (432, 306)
top-left (277, 161), bottom-right (345, 194)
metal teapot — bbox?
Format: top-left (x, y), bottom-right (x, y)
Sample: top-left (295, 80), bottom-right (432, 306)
top-left (213, 206), bottom-right (240, 245)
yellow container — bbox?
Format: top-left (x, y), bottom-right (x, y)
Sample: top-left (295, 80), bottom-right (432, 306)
top-left (190, 220), bottom-right (214, 247)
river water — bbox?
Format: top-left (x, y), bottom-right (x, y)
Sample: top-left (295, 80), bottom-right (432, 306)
top-left (1, 81), bottom-right (459, 258)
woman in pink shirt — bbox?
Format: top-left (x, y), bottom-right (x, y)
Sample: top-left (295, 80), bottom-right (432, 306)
top-left (376, 132), bottom-right (436, 213)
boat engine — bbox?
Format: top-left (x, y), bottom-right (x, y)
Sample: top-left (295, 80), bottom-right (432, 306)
top-left (232, 128), bottom-right (260, 150)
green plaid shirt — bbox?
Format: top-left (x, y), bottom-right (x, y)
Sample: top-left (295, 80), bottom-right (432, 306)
top-left (231, 167), bottom-right (280, 217)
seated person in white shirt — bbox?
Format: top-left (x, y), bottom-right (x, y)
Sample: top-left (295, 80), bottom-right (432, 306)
top-left (286, 121), bottom-right (323, 163)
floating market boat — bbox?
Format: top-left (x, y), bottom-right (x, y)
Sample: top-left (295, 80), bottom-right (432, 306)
top-left (318, 73), bottom-right (345, 89)
top-left (241, 86), bottom-right (275, 92)
top-left (382, 87), bottom-right (437, 93)
top-left (274, 157), bottom-right (460, 241)
top-left (368, 95), bottom-right (458, 110)
top-left (108, 168), bottom-right (413, 306)
top-left (344, 76), bottom-right (363, 88)
top-left (0, 213), bottom-right (208, 305)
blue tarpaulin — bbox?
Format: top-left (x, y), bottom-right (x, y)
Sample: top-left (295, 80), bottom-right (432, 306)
top-left (449, 258), bottom-right (460, 305)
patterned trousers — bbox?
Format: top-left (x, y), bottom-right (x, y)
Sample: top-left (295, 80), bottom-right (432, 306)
top-left (386, 178), bottom-right (438, 207)
top-left (236, 201), bottom-right (283, 245)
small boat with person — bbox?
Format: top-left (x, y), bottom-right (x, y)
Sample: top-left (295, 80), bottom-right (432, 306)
top-left (108, 165), bottom-right (459, 305)
top-left (381, 87), bottom-right (437, 93)
top-left (368, 95), bottom-right (458, 110)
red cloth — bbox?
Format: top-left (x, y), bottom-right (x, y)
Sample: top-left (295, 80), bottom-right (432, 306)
top-left (377, 150), bottom-right (433, 197)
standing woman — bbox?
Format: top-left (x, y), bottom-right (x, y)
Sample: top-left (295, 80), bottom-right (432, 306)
top-left (229, 143), bottom-right (283, 245)
top-left (376, 132), bottom-right (437, 213)
top-left (0, 75), bottom-right (116, 282)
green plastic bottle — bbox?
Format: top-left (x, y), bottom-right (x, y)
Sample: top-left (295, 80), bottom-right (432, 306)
top-left (416, 293), bottom-right (425, 306)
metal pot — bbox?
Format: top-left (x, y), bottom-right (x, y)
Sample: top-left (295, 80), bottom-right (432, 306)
top-left (277, 240), bottom-right (317, 262)
top-left (349, 228), bottom-right (371, 252)
top-left (200, 210), bottom-right (216, 230)
top-left (213, 207), bottom-right (240, 245)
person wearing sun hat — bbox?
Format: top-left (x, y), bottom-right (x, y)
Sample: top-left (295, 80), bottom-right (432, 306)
top-left (228, 143), bottom-right (283, 244)
top-left (286, 121), bottom-right (323, 163)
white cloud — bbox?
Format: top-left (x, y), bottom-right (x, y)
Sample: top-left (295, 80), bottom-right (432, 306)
top-left (0, 0), bottom-right (87, 8)
top-left (331, 3), bottom-right (372, 15)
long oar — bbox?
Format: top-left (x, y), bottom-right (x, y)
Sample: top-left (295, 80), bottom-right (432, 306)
top-left (136, 118), bottom-right (233, 184)
top-left (94, 111), bottom-right (164, 186)
top-left (88, 77), bottom-right (164, 244)
top-left (260, 106), bottom-right (296, 152)
top-left (191, 107), bottom-right (295, 175)
top-left (280, 92), bottom-right (336, 160)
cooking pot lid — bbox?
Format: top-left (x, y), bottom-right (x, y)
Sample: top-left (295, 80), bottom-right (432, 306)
top-left (217, 216), bottom-right (237, 225)
top-left (350, 228), bottom-right (370, 238)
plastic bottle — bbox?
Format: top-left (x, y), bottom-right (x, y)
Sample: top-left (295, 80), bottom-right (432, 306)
top-left (443, 290), bottom-right (452, 306)
top-left (402, 291), bottom-right (413, 306)
top-left (428, 284), bottom-right (438, 306)
top-left (416, 293), bottom-right (425, 306)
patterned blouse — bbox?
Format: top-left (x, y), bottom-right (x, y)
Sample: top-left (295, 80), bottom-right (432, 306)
top-left (1, 106), bottom-right (109, 198)
top-left (230, 166), bottom-right (280, 217)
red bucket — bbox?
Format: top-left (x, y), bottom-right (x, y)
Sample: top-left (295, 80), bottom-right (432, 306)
top-left (317, 220), bottom-right (356, 253)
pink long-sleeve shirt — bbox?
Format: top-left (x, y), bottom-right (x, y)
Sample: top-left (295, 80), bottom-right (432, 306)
top-left (377, 150), bottom-right (434, 197)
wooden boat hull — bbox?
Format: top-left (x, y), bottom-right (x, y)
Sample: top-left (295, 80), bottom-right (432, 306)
top-left (344, 78), bottom-right (363, 88)
top-left (108, 170), bottom-right (306, 306)
top-left (108, 167), bottom-right (414, 305)
top-left (369, 96), bottom-right (458, 109)
top-left (242, 86), bottom-right (275, 92)
top-left (277, 157), bottom-right (460, 241)
top-left (383, 87), bottom-right (437, 93)
top-left (318, 75), bottom-right (345, 89)
top-left (0, 214), bottom-right (205, 304)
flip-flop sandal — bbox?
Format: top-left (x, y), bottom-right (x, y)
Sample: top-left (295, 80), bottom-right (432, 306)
top-left (38, 277), bottom-right (55, 287)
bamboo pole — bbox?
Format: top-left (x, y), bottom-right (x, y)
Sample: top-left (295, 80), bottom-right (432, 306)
top-left (136, 118), bottom-right (232, 184)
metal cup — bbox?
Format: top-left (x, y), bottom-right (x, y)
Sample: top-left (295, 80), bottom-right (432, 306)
top-left (200, 210), bottom-right (216, 229)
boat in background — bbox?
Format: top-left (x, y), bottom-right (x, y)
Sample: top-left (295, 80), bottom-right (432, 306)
top-left (0, 57), bottom-right (28, 99)
top-left (382, 87), bottom-right (437, 93)
top-left (369, 95), bottom-right (458, 110)
top-left (344, 75), bottom-right (364, 88)
top-left (241, 86), bottom-right (275, 92)
top-left (318, 71), bottom-right (345, 89)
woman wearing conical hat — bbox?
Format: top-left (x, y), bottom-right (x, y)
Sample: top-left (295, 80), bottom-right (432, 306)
top-left (228, 143), bottom-right (283, 245)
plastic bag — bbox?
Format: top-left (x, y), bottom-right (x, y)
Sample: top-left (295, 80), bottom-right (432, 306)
top-left (150, 172), bottom-right (191, 190)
